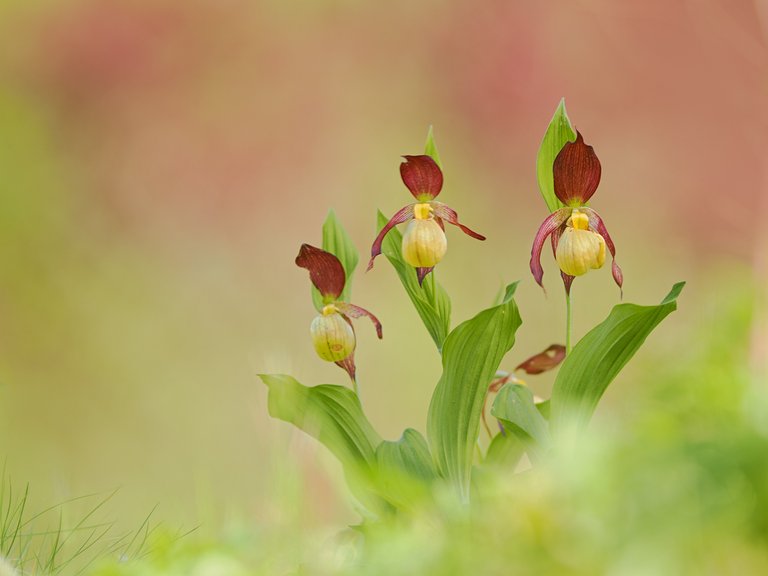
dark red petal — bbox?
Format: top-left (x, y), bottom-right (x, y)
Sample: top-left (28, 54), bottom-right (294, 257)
top-left (336, 303), bottom-right (383, 339)
top-left (400, 155), bottom-right (443, 200)
top-left (530, 208), bottom-right (571, 291)
top-left (583, 207), bottom-right (623, 296)
top-left (515, 344), bottom-right (566, 375)
top-left (335, 354), bottom-right (356, 383)
top-left (431, 203), bottom-right (486, 240)
top-left (488, 373), bottom-right (512, 393)
top-left (416, 267), bottom-right (434, 286)
top-left (553, 131), bottom-right (602, 205)
top-left (295, 244), bottom-right (346, 300)
top-left (368, 205), bottom-right (414, 271)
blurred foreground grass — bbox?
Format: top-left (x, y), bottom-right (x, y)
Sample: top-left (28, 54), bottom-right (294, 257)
top-left (2, 275), bottom-right (763, 575)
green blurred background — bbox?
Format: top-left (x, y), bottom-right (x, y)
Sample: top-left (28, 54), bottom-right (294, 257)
top-left (0, 0), bottom-right (765, 544)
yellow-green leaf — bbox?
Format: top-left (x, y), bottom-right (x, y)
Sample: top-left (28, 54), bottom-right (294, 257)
top-left (491, 383), bottom-right (551, 460)
top-left (427, 283), bottom-right (522, 501)
top-left (551, 282), bottom-right (685, 432)
top-left (259, 374), bottom-right (389, 514)
top-left (375, 428), bottom-right (436, 510)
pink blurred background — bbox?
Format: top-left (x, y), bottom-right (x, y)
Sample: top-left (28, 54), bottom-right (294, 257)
top-left (0, 0), bottom-right (765, 532)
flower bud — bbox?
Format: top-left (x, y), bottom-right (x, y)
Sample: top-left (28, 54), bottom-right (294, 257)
top-left (401, 204), bottom-right (448, 267)
top-left (310, 305), bottom-right (356, 362)
top-left (555, 210), bottom-right (606, 276)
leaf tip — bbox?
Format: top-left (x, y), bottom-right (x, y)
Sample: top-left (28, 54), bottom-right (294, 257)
top-left (257, 373), bottom-right (282, 389)
top-left (424, 125), bottom-right (442, 168)
top-left (661, 281), bottom-right (686, 305)
top-left (502, 281), bottom-right (520, 303)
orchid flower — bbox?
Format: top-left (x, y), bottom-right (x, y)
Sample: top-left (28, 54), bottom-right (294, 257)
top-left (296, 244), bottom-right (382, 383)
top-left (368, 155), bottom-right (486, 285)
top-left (530, 132), bottom-right (623, 295)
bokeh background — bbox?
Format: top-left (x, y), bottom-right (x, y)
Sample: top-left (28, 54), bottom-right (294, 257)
top-left (0, 0), bottom-right (766, 541)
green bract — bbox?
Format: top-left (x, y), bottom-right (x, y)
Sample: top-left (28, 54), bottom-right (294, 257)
top-left (424, 125), bottom-right (442, 168)
top-left (536, 98), bottom-right (576, 213)
top-left (310, 210), bottom-right (359, 311)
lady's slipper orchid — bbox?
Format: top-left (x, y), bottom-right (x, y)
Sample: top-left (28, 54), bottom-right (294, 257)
top-left (530, 132), bottom-right (623, 294)
top-left (296, 244), bottom-right (382, 382)
top-left (368, 155), bottom-right (486, 284)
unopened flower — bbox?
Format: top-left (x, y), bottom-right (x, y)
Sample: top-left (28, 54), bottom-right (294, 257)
top-left (296, 244), bottom-right (382, 382)
top-left (368, 155), bottom-right (485, 284)
top-left (530, 132), bottom-right (623, 294)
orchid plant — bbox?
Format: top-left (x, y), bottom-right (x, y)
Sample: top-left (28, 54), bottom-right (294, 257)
top-left (259, 100), bottom-right (684, 516)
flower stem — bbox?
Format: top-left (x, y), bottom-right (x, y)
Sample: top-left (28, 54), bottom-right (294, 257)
top-left (565, 290), bottom-right (573, 355)
top-left (351, 377), bottom-right (360, 397)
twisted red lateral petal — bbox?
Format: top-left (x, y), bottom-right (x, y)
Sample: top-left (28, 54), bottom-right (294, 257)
top-left (431, 203), bottom-right (486, 240)
top-left (335, 315), bottom-right (356, 383)
top-left (530, 208), bottom-right (571, 291)
top-left (368, 204), bottom-right (414, 271)
top-left (296, 244), bottom-right (346, 300)
top-left (550, 224), bottom-right (576, 295)
top-left (560, 271), bottom-right (575, 296)
top-left (515, 344), bottom-right (566, 375)
top-left (335, 303), bottom-right (383, 339)
top-left (553, 131), bottom-right (602, 206)
top-left (416, 267), bottom-right (434, 286)
top-left (400, 155), bottom-right (443, 200)
top-left (335, 354), bottom-right (356, 383)
top-left (583, 207), bottom-right (624, 296)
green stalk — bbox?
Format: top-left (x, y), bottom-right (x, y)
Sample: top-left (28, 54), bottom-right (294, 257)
top-left (565, 290), bottom-right (573, 355)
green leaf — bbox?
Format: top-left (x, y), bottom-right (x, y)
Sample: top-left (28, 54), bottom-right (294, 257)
top-left (536, 399), bottom-right (551, 420)
top-left (550, 282), bottom-right (686, 431)
top-left (491, 383), bottom-right (551, 459)
top-left (427, 282), bottom-right (523, 501)
top-left (311, 210), bottom-right (359, 311)
top-left (424, 126), bottom-right (442, 168)
top-left (376, 210), bottom-right (451, 351)
top-left (375, 428), bottom-right (436, 509)
top-left (483, 431), bottom-right (525, 470)
top-left (536, 98), bottom-right (576, 213)
top-left (259, 374), bottom-right (388, 514)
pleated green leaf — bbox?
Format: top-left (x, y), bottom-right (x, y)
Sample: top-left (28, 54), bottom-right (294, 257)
top-left (311, 210), bottom-right (359, 311)
top-left (551, 282), bottom-right (685, 431)
top-left (375, 428), bottom-right (436, 510)
top-left (428, 282), bottom-right (523, 501)
top-left (259, 374), bottom-right (388, 514)
top-left (491, 383), bottom-right (551, 460)
top-left (536, 98), bottom-right (576, 213)
top-left (376, 210), bottom-right (451, 351)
